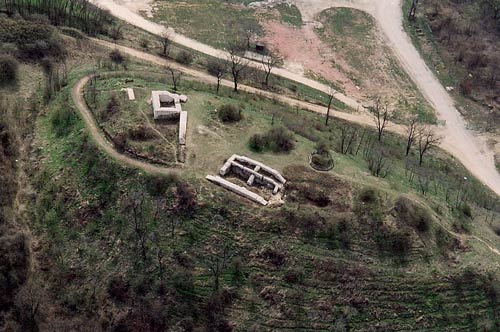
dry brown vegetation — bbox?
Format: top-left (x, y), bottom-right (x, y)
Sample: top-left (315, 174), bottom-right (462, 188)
top-left (420, 0), bottom-right (500, 129)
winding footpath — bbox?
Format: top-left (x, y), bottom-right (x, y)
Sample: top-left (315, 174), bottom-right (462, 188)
top-left (71, 74), bottom-right (180, 175)
top-left (90, 0), bottom-right (500, 197)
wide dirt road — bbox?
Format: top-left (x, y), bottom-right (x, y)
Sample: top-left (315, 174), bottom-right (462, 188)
top-left (91, 0), bottom-right (500, 196)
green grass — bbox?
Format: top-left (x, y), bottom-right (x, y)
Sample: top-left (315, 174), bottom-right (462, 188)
top-left (275, 3), bottom-right (303, 27)
top-left (151, 0), bottom-right (262, 49)
top-left (84, 70), bottom-right (497, 218)
top-left (27, 43), bottom-right (500, 331)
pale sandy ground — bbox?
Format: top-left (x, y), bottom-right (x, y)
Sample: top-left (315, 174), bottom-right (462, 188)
top-left (90, 0), bottom-right (500, 197)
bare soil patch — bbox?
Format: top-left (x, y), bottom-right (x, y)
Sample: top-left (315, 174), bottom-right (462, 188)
top-left (259, 8), bottom-right (433, 122)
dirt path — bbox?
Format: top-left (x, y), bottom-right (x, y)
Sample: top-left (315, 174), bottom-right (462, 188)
top-left (90, 0), bottom-right (500, 197)
top-left (92, 39), bottom-right (396, 130)
top-left (71, 75), bottom-right (180, 176)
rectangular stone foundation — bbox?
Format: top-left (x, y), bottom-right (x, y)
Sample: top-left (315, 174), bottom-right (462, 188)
top-left (206, 175), bottom-right (268, 206)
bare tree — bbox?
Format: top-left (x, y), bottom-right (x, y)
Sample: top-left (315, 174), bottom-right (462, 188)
top-left (261, 52), bottom-right (282, 87)
top-left (339, 125), bottom-right (359, 155)
top-left (325, 85), bottom-right (336, 126)
top-left (408, 0), bottom-right (419, 21)
top-left (241, 21), bottom-right (258, 49)
top-left (110, 24), bottom-right (124, 42)
top-left (167, 66), bottom-right (183, 91)
top-left (127, 193), bottom-right (150, 262)
top-left (205, 242), bottom-right (233, 291)
top-left (417, 127), bottom-right (441, 165)
top-left (369, 97), bottom-right (393, 142)
top-left (14, 279), bottom-right (45, 332)
top-left (207, 58), bottom-right (227, 94)
top-left (160, 30), bottom-right (172, 58)
top-left (405, 116), bottom-right (421, 156)
top-left (366, 145), bottom-right (391, 178)
top-left (417, 169), bottom-right (432, 196)
top-left (227, 46), bottom-right (249, 93)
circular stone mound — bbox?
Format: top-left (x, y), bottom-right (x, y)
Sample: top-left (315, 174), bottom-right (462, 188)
top-left (309, 152), bottom-right (334, 171)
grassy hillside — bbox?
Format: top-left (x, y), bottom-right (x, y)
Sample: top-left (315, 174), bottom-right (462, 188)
top-left (17, 56), bottom-right (500, 331)
top-left (1, 5), bottom-right (500, 332)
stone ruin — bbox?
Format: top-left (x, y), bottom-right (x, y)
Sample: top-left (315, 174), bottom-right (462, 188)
top-left (121, 88), bottom-right (135, 101)
top-left (151, 90), bottom-right (188, 162)
top-left (206, 154), bottom-right (286, 206)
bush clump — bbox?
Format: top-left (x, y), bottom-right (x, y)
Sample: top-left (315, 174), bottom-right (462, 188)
top-left (265, 127), bottom-right (295, 153)
top-left (283, 268), bottom-right (305, 284)
top-left (218, 104), bottom-right (242, 123)
top-left (249, 127), bottom-right (295, 153)
top-left (321, 218), bottom-right (351, 250)
top-left (394, 196), bottom-right (433, 233)
top-left (128, 126), bottom-right (156, 141)
top-left (459, 203), bottom-right (473, 219)
top-left (175, 50), bottom-right (194, 65)
top-left (358, 187), bottom-right (378, 204)
top-left (50, 106), bottom-right (77, 137)
top-left (109, 49), bottom-right (125, 66)
top-left (375, 226), bottom-right (412, 259)
top-left (0, 56), bottom-right (18, 86)
top-left (248, 133), bottom-right (265, 152)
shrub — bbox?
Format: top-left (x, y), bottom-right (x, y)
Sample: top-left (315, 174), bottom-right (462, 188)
top-left (128, 125), bottom-right (156, 141)
top-left (435, 227), bottom-right (451, 252)
top-left (145, 174), bottom-right (179, 197)
top-left (174, 181), bottom-right (197, 217)
top-left (375, 227), bottom-right (412, 258)
top-left (358, 187), bottom-right (378, 204)
top-left (109, 49), bottom-right (125, 66)
top-left (50, 106), bottom-right (77, 137)
top-left (459, 78), bottom-right (473, 95)
top-left (321, 218), bottom-right (351, 250)
top-left (60, 27), bottom-right (86, 40)
top-left (112, 133), bottom-right (127, 152)
top-left (459, 203), bottom-right (473, 218)
top-left (315, 140), bottom-right (330, 155)
top-left (302, 185), bottom-right (330, 207)
top-left (264, 126), bottom-right (295, 153)
top-left (218, 104), bottom-right (242, 123)
top-left (140, 37), bottom-right (149, 48)
top-left (257, 246), bottom-right (286, 266)
top-left (283, 268), bottom-right (305, 284)
top-left (176, 50), bottom-right (194, 65)
top-left (108, 276), bottom-right (129, 303)
top-left (248, 133), bottom-right (265, 152)
top-left (249, 127), bottom-right (295, 153)
top-left (394, 197), bottom-right (433, 233)
top-left (0, 56), bottom-right (18, 86)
